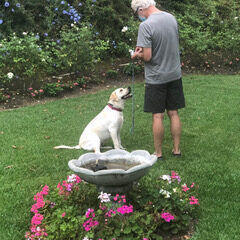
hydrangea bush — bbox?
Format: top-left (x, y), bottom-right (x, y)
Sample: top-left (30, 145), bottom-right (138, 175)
top-left (25, 171), bottom-right (199, 240)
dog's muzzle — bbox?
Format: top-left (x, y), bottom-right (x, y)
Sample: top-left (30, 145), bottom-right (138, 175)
top-left (122, 87), bottom-right (133, 99)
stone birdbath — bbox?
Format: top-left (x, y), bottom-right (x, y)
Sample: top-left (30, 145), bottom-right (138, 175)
top-left (68, 149), bottom-right (157, 194)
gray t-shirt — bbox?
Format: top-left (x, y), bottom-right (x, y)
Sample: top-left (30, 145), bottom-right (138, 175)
top-left (137, 11), bottom-right (181, 84)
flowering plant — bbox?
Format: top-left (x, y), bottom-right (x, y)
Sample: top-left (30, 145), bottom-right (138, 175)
top-left (131, 171), bottom-right (199, 235)
top-left (25, 171), bottom-right (199, 239)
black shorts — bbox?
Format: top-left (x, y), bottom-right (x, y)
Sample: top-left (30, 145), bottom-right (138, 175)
top-left (144, 78), bottom-right (185, 113)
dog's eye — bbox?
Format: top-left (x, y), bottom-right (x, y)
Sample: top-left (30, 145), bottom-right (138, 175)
top-left (120, 89), bottom-right (123, 92)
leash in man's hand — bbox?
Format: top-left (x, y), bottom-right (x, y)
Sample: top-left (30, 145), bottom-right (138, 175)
top-left (129, 50), bottom-right (135, 135)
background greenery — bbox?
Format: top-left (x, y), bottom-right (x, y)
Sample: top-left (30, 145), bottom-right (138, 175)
top-left (0, 75), bottom-right (240, 239)
top-left (0, 0), bottom-right (239, 91)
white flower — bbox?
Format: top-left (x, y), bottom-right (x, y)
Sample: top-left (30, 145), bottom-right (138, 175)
top-left (67, 174), bottom-right (77, 183)
top-left (121, 26), bottom-right (128, 32)
top-left (234, 17), bottom-right (238, 20)
top-left (129, 49), bottom-right (134, 56)
top-left (98, 191), bottom-right (111, 203)
top-left (7, 72), bottom-right (14, 79)
top-left (0, 44), bottom-right (2, 47)
top-left (22, 32), bottom-right (27, 35)
top-left (173, 188), bottom-right (177, 192)
top-left (82, 237), bottom-right (91, 240)
top-left (160, 175), bottom-right (172, 183)
top-left (159, 189), bottom-right (171, 198)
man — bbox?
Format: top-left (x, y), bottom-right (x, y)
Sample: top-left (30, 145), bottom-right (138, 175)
top-left (131, 0), bottom-right (185, 160)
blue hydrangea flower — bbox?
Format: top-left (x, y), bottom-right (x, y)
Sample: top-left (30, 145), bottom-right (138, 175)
top-left (11, 8), bottom-right (15, 12)
top-left (16, 3), bottom-right (20, 8)
top-left (62, 10), bottom-right (68, 14)
top-left (0, 19), bottom-right (3, 25)
top-left (61, 1), bottom-right (65, 4)
top-left (44, 33), bottom-right (48, 37)
top-left (5, 2), bottom-right (10, 7)
top-left (78, 3), bottom-right (82, 6)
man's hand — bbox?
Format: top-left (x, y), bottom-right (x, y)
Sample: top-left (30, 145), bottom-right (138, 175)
top-left (131, 47), bottom-right (143, 59)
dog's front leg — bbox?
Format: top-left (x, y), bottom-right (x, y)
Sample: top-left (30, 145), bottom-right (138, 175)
top-left (117, 129), bottom-right (125, 150)
top-left (109, 128), bottom-right (121, 149)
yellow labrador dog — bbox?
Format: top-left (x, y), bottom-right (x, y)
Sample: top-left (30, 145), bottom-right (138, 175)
top-left (54, 87), bottom-right (132, 153)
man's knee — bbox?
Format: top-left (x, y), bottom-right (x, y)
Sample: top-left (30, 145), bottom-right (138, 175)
top-left (153, 113), bottom-right (165, 121)
top-left (167, 110), bottom-right (178, 118)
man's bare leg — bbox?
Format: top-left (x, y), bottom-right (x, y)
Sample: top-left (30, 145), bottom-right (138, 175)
top-left (152, 113), bottom-right (165, 157)
top-left (167, 110), bottom-right (182, 154)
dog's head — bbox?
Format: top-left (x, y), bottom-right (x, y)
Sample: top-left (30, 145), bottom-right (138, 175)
top-left (108, 87), bottom-right (132, 110)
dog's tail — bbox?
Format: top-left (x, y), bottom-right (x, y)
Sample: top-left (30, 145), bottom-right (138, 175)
top-left (54, 145), bottom-right (81, 150)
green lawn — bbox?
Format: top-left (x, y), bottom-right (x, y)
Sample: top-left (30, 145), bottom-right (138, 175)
top-left (1, 74), bottom-right (240, 239)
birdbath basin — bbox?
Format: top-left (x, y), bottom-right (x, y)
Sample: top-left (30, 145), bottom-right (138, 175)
top-left (68, 149), bottom-right (157, 194)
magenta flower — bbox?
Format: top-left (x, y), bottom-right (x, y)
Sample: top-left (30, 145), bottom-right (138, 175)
top-left (85, 208), bottom-right (95, 219)
top-left (61, 212), bottom-right (66, 217)
top-left (117, 205), bottom-right (133, 215)
top-left (83, 218), bottom-right (99, 231)
top-left (160, 212), bottom-right (175, 222)
top-left (189, 196), bottom-right (199, 205)
top-left (31, 213), bottom-right (44, 225)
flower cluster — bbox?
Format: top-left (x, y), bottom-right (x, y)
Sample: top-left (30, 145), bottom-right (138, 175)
top-left (57, 174), bottom-right (81, 197)
top-left (27, 88), bottom-right (44, 98)
top-left (161, 212), bottom-right (175, 222)
top-left (25, 185), bottom-right (49, 239)
top-left (25, 172), bottom-right (199, 239)
top-left (83, 208), bottom-right (99, 231)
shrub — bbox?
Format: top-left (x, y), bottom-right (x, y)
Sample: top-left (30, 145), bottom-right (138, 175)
top-left (25, 171), bottom-right (199, 239)
top-left (123, 62), bottom-right (143, 76)
top-left (0, 33), bottom-right (53, 90)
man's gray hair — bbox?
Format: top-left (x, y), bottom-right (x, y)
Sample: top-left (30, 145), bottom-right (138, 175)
top-left (131, 0), bottom-right (156, 12)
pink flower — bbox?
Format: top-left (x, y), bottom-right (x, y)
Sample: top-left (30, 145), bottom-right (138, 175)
top-left (190, 182), bottom-right (195, 188)
top-left (113, 194), bottom-right (119, 201)
top-left (171, 171), bottom-right (181, 182)
top-left (161, 212), bottom-right (174, 222)
top-left (31, 213), bottom-right (44, 225)
top-left (105, 209), bottom-right (116, 218)
top-left (31, 93), bottom-right (36, 97)
top-left (182, 184), bottom-right (190, 192)
top-left (41, 185), bottom-right (49, 195)
top-left (85, 208), bottom-right (95, 219)
top-left (189, 196), bottom-right (199, 205)
top-left (28, 88), bottom-right (33, 91)
top-left (83, 218), bottom-right (99, 231)
top-left (117, 205), bottom-right (133, 215)
top-left (61, 212), bottom-right (66, 217)
top-left (39, 89), bottom-right (44, 93)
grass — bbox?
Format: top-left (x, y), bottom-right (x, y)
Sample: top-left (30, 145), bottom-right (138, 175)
top-left (1, 74), bottom-right (240, 239)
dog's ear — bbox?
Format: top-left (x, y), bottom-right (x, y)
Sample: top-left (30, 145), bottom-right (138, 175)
top-left (109, 91), bottom-right (118, 102)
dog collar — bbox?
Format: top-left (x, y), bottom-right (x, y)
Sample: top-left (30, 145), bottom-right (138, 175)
top-left (107, 104), bottom-right (123, 112)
